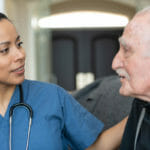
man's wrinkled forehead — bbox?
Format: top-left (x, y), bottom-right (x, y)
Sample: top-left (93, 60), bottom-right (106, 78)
top-left (119, 15), bottom-right (147, 45)
top-left (126, 12), bottom-right (150, 34)
top-left (123, 18), bottom-right (140, 36)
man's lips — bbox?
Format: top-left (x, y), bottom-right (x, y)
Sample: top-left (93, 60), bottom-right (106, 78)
top-left (116, 69), bottom-right (130, 80)
top-left (119, 75), bottom-right (126, 79)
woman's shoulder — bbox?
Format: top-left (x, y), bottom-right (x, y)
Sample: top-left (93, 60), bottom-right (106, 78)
top-left (22, 79), bottom-right (70, 105)
top-left (22, 79), bottom-right (67, 95)
top-left (23, 79), bottom-right (57, 88)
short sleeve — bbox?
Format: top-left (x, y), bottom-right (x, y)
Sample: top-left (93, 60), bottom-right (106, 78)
top-left (57, 87), bottom-right (104, 150)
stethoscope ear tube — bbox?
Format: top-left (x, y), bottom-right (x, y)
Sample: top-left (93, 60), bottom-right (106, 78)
top-left (9, 85), bottom-right (33, 150)
top-left (9, 103), bottom-right (33, 150)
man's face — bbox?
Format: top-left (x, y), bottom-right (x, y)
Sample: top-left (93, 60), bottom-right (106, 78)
top-left (0, 19), bottom-right (26, 86)
top-left (112, 14), bottom-right (150, 100)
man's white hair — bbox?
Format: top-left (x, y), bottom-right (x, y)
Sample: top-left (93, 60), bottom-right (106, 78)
top-left (134, 6), bottom-right (150, 58)
top-left (136, 6), bottom-right (150, 15)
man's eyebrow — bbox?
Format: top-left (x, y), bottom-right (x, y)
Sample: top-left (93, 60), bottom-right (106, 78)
top-left (118, 37), bottom-right (129, 49)
top-left (118, 37), bottom-right (123, 45)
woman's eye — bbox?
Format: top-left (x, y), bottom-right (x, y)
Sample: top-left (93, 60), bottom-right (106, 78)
top-left (17, 41), bottom-right (23, 48)
top-left (0, 48), bottom-right (9, 54)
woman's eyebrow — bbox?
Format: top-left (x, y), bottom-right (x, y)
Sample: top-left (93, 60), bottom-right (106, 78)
top-left (15, 35), bottom-right (20, 42)
top-left (0, 41), bottom-right (10, 46)
top-left (0, 35), bottom-right (21, 46)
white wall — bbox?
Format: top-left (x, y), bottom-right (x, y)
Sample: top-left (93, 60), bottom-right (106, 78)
top-left (0, 0), bottom-right (5, 13)
top-left (5, 0), bottom-right (52, 82)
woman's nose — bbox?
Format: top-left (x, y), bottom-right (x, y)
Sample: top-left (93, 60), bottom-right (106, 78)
top-left (14, 48), bottom-right (26, 62)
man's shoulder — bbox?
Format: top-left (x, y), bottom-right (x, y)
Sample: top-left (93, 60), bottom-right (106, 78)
top-left (132, 98), bottom-right (149, 108)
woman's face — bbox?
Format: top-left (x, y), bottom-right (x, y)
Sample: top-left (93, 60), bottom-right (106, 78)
top-left (0, 19), bottom-right (25, 86)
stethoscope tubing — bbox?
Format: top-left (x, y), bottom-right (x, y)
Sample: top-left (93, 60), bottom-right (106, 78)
top-left (9, 85), bottom-right (33, 150)
top-left (9, 103), bottom-right (33, 118)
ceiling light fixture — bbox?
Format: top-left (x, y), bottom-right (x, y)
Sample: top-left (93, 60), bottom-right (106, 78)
top-left (38, 0), bottom-right (135, 29)
top-left (38, 11), bottom-right (129, 29)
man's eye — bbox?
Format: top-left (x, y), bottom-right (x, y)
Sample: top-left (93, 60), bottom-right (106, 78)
top-left (123, 47), bottom-right (129, 52)
top-left (17, 41), bottom-right (23, 48)
top-left (0, 48), bottom-right (9, 54)
top-left (123, 48), bottom-right (130, 55)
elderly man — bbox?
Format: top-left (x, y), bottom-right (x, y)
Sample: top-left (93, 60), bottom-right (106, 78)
top-left (112, 7), bottom-right (150, 150)
top-left (87, 6), bottom-right (150, 150)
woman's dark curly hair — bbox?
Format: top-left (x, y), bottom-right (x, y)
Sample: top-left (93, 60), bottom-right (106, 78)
top-left (0, 13), bottom-right (8, 21)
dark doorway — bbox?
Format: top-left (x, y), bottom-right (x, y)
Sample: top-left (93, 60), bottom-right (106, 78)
top-left (52, 29), bottom-right (123, 91)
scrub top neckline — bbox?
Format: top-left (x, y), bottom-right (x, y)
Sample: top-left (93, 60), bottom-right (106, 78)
top-left (0, 85), bottom-right (19, 121)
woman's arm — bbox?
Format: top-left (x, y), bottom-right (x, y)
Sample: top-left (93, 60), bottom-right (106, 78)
top-left (87, 116), bottom-right (128, 150)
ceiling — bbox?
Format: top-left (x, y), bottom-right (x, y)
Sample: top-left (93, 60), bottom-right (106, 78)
top-left (50, 0), bottom-right (150, 10)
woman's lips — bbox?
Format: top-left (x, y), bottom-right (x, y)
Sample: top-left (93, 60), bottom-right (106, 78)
top-left (12, 65), bottom-right (25, 74)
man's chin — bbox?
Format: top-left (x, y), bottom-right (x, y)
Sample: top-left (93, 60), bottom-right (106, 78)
top-left (119, 88), bottom-right (131, 97)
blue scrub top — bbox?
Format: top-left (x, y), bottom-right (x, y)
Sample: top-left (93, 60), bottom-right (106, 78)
top-left (0, 80), bottom-right (104, 150)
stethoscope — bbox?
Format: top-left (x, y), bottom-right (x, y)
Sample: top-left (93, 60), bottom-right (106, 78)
top-left (9, 84), bottom-right (33, 150)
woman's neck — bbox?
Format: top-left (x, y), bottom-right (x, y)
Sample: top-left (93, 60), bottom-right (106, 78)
top-left (0, 84), bottom-right (16, 116)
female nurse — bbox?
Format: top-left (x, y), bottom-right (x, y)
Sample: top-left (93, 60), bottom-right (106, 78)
top-left (0, 13), bottom-right (104, 150)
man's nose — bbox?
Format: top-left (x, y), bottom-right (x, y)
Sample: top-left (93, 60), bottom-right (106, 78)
top-left (112, 50), bottom-right (123, 70)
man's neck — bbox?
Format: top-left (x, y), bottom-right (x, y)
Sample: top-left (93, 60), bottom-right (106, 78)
top-left (134, 95), bottom-right (150, 103)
